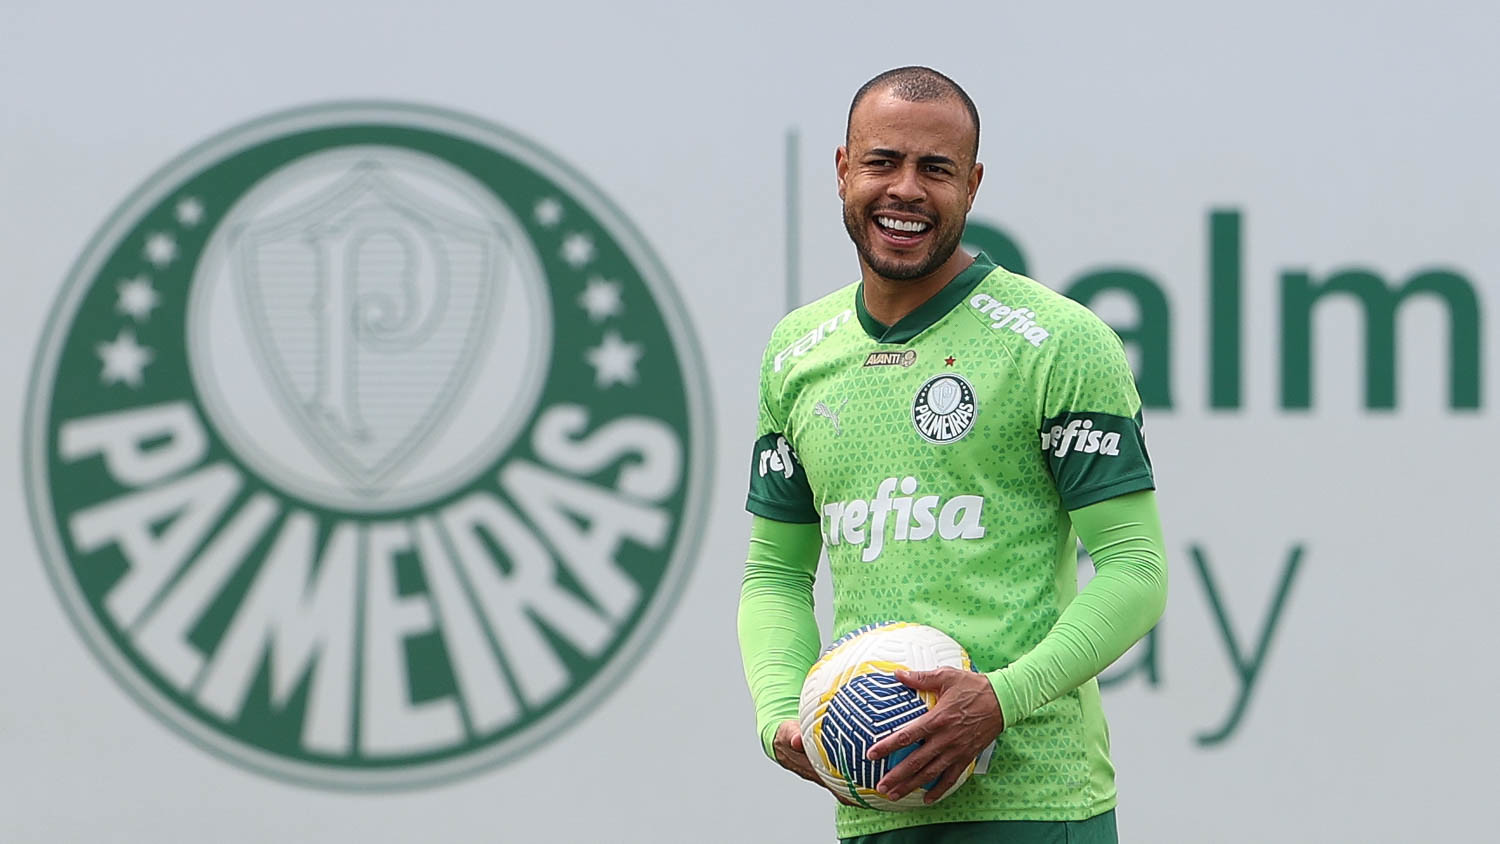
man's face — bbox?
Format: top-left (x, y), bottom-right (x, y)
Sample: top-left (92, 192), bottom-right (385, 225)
top-left (837, 90), bottom-right (983, 283)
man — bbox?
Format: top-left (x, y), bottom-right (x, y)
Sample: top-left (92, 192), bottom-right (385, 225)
top-left (737, 66), bottom-right (1168, 843)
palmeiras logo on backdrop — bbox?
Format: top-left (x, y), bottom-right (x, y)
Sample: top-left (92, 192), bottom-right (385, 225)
top-left (23, 103), bottom-right (712, 789)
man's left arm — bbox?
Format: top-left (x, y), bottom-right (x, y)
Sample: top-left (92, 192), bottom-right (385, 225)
top-left (867, 490), bottom-right (1166, 802)
top-left (987, 489), bottom-right (1167, 724)
top-left (991, 307), bottom-right (1167, 720)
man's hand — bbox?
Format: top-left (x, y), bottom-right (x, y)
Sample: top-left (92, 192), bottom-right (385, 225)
top-left (772, 719), bottom-right (857, 806)
top-left (866, 668), bottom-right (1005, 803)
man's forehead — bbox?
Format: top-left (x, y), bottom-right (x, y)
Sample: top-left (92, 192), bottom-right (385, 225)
top-left (847, 91), bottom-right (976, 158)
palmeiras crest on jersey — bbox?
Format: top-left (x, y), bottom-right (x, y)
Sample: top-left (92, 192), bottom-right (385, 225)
top-left (912, 373), bottom-right (977, 444)
top-left (24, 103), bottom-right (712, 789)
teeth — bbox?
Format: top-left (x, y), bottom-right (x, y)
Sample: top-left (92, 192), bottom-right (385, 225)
top-left (877, 216), bottom-right (930, 233)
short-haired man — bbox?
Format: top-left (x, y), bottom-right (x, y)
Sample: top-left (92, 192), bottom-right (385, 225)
top-left (738, 66), bottom-right (1168, 843)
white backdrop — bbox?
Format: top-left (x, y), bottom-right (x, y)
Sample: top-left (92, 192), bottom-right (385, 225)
top-left (3, 2), bottom-right (1497, 842)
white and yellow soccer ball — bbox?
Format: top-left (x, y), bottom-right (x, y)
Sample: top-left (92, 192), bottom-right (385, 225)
top-left (798, 621), bottom-right (975, 811)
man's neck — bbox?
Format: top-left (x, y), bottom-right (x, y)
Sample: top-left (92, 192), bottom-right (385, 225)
top-left (860, 251), bottom-right (976, 327)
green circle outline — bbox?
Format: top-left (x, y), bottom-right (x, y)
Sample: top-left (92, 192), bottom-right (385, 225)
top-left (23, 101), bottom-right (715, 791)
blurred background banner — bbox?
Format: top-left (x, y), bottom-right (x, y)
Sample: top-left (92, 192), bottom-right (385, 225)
top-left (2, 3), bottom-right (1494, 842)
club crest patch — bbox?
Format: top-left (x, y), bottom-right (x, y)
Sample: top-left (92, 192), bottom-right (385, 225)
top-left (912, 373), bottom-right (977, 444)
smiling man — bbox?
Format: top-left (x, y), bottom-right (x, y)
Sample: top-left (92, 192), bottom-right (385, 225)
top-left (738, 67), bottom-right (1169, 843)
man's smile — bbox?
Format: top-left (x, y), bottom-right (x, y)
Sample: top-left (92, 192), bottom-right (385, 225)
top-left (872, 212), bottom-right (935, 247)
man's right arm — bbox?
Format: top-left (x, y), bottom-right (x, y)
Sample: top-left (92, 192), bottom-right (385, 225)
top-left (742, 320), bottom-right (824, 760)
top-left (736, 515), bottom-right (823, 758)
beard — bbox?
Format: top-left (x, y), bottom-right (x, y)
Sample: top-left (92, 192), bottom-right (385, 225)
top-left (843, 201), bottom-right (965, 282)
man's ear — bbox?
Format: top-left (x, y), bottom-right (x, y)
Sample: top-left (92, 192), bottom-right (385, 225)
top-left (835, 146), bottom-right (850, 201)
top-left (966, 161), bottom-right (984, 211)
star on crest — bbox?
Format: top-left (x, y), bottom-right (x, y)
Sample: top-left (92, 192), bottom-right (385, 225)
top-left (585, 331), bottom-right (643, 388)
top-left (97, 328), bottom-right (154, 387)
top-left (578, 277), bottom-right (624, 322)
top-left (175, 197), bottom-right (204, 227)
top-left (534, 197), bottom-right (563, 227)
top-left (562, 232), bottom-right (595, 268)
top-left (144, 232), bottom-right (177, 267)
top-left (116, 276), bottom-right (160, 322)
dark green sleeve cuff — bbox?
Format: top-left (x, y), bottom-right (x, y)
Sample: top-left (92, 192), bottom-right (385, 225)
top-left (1041, 411), bottom-right (1154, 510)
top-left (746, 494), bottom-right (820, 524)
top-left (746, 433), bottom-right (818, 523)
top-left (1060, 473), bottom-right (1156, 511)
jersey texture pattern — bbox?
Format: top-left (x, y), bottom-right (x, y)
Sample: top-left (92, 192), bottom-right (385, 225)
top-left (746, 255), bottom-right (1153, 837)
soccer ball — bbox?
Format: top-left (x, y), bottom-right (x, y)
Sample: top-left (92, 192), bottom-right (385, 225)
top-left (798, 621), bottom-right (975, 810)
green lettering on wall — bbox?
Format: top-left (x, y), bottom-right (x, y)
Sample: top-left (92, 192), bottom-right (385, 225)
top-left (1193, 544), bottom-right (1303, 747)
top-left (1210, 210), bottom-right (1242, 409)
top-left (1066, 269), bottom-right (1173, 409)
top-left (1281, 267), bottom-right (1482, 409)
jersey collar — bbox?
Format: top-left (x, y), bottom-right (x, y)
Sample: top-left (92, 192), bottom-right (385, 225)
top-left (854, 252), bottom-right (998, 344)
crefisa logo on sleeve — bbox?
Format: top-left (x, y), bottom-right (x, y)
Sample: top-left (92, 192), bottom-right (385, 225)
top-left (23, 103), bottom-right (712, 789)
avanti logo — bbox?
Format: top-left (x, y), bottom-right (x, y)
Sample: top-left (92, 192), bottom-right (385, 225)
top-left (24, 103), bottom-right (711, 789)
top-left (863, 349), bottom-right (917, 368)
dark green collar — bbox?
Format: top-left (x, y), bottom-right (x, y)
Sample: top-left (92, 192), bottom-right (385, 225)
top-left (854, 252), bottom-right (997, 344)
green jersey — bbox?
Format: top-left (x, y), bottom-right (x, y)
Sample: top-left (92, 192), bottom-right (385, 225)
top-left (745, 255), bottom-right (1154, 837)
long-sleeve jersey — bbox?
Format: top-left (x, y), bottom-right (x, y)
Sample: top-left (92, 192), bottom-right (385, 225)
top-left (737, 255), bottom-right (1167, 839)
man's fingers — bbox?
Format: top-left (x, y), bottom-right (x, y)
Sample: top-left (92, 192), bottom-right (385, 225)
top-left (771, 718), bottom-right (872, 806)
top-left (894, 668), bottom-right (945, 690)
top-left (773, 722), bottom-right (823, 784)
top-left (885, 751), bottom-right (960, 801)
top-left (780, 749), bottom-right (819, 783)
top-left (865, 713), bottom-right (935, 760)
top-left (780, 703), bottom-right (983, 804)
top-left (875, 737), bottom-right (945, 795)
top-left (923, 763), bottom-right (967, 804)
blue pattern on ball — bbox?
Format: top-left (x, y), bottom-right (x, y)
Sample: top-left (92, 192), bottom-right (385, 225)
top-left (818, 672), bottom-right (927, 789)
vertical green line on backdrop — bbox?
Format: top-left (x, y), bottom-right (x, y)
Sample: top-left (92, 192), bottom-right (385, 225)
top-left (1210, 209), bottom-right (1242, 409)
top-left (786, 129), bottom-right (800, 311)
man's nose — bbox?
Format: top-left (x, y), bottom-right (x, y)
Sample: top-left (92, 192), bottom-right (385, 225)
top-left (886, 164), bottom-right (925, 203)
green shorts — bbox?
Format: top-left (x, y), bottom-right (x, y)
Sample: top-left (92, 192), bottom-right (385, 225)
top-left (839, 810), bottom-right (1117, 844)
